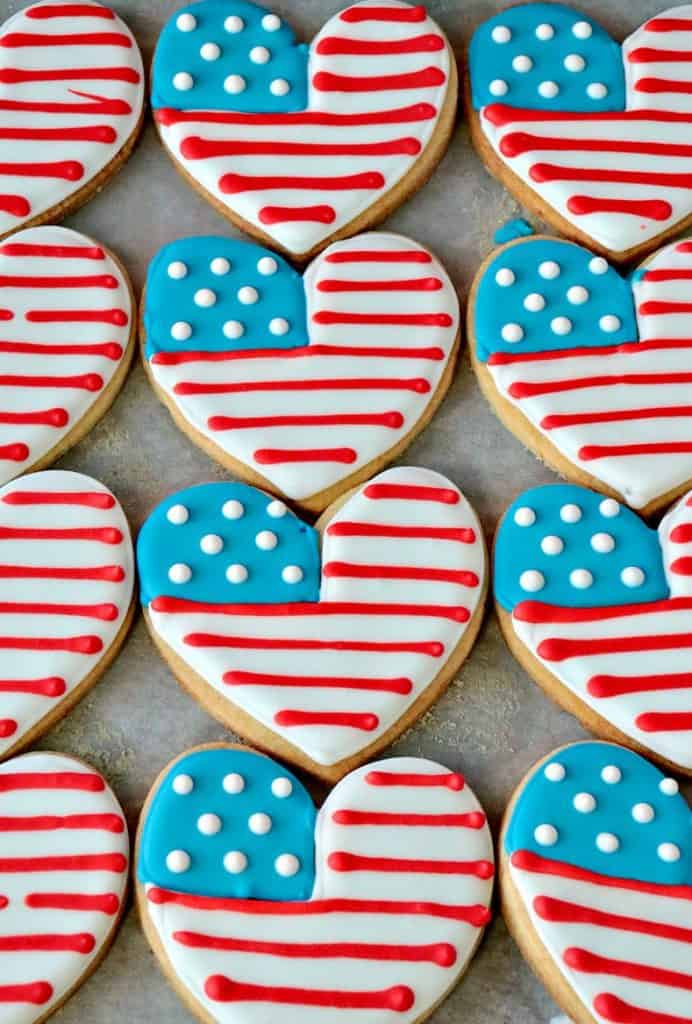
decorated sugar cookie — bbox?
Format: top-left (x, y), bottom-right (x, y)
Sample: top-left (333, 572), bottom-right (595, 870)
top-left (137, 744), bottom-right (494, 1024)
top-left (0, 469), bottom-right (134, 759)
top-left (142, 231), bottom-right (459, 513)
top-left (470, 230), bottom-right (692, 514)
top-left (494, 481), bottom-right (692, 775)
top-left (0, 749), bottom-right (128, 1023)
top-left (501, 740), bottom-right (691, 1024)
top-left (136, 466), bottom-right (486, 781)
top-left (0, 0), bottom-right (144, 238)
top-left (151, 0), bottom-right (456, 261)
top-left (468, 3), bottom-right (692, 261)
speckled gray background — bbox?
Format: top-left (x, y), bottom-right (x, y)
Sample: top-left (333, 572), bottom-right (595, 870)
top-left (0, 0), bottom-right (687, 1022)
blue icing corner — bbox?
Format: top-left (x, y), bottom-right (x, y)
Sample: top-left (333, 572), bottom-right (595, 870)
top-left (138, 748), bottom-right (316, 900)
top-left (144, 236), bottom-right (309, 359)
top-left (505, 742), bottom-right (692, 886)
top-left (474, 238), bottom-right (637, 362)
top-left (494, 219), bottom-right (535, 245)
top-left (494, 484), bottom-right (668, 612)
top-left (469, 2), bottom-right (625, 112)
top-left (152, 0), bottom-right (308, 112)
top-left (136, 482), bottom-right (320, 606)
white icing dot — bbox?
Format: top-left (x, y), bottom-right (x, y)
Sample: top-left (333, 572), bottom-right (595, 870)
top-left (224, 850), bottom-right (247, 874)
top-left (513, 54), bottom-right (533, 72)
top-left (224, 15), bottom-right (244, 32)
top-left (200, 42), bottom-right (220, 60)
top-left (538, 80), bottom-right (560, 98)
top-left (658, 842), bottom-right (681, 863)
top-left (167, 504), bottom-right (189, 525)
top-left (171, 321), bottom-right (192, 341)
top-left (270, 78), bottom-right (291, 96)
top-left (226, 563), bottom-right (248, 584)
top-left (256, 530), bottom-right (278, 551)
top-left (600, 498), bottom-right (620, 517)
top-left (489, 79), bottom-right (509, 97)
top-left (168, 563), bottom-right (191, 584)
top-left (250, 45), bottom-right (271, 64)
top-left (167, 260), bottom-right (187, 280)
top-left (570, 568), bottom-right (593, 589)
top-left (222, 499), bottom-right (244, 519)
top-left (621, 566), bottom-right (645, 588)
top-left (524, 292), bottom-right (546, 312)
top-left (591, 532), bottom-right (615, 554)
top-left (492, 25), bottom-right (512, 43)
top-left (564, 53), bottom-right (586, 72)
top-left (173, 71), bottom-right (194, 91)
top-left (514, 506), bottom-right (536, 527)
top-left (262, 13), bottom-right (281, 30)
top-left (257, 256), bottom-right (278, 276)
top-left (172, 773), bottom-right (194, 795)
top-left (275, 853), bottom-right (300, 876)
top-left (573, 20), bottom-right (593, 38)
top-left (560, 503), bottom-right (582, 524)
top-left (271, 777), bottom-right (293, 798)
top-left (501, 323), bottom-right (524, 343)
top-left (223, 320), bottom-right (244, 340)
top-left (269, 317), bottom-right (290, 336)
top-left (660, 778), bottom-right (679, 796)
top-left (534, 824), bottom-right (558, 846)
top-left (166, 849), bottom-right (190, 873)
top-left (567, 285), bottom-right (589, 305)
top-left (600, 314), bottom-right (621, 333)
top-left (194, 288), bottom-right (216, 307)
top-left (520, 569), bottom-right (545, 593)
top-left (544, 762), bottom-right (566, 782)
top-left (541, 535), bottom-right (564, 555)
top-left (539, 260), bottom-right (560, 280)
top-left (551, 316), bottom-right (572, 336)
top-left (632, 803), bottom-right (655, 823)
top-left (197, 813), bottom-right (222, 835)
top-left (574, 792), bottom-right (597, 813)
top-left (282, 565), bottom-right (303, 584)
top-left (587, 81), bottom-right (608, 100)
top-left (238, 285), bottom-right (259, 305)
top-left (536, 23), bottom-right (554, 40)
top-left (211, 257), bottom-right (230, 275)
top-left (596, 832), bottom-right (619, 853)
top-left (200, 534), bottom-right (223, 555)
top-left (249, 812), bottom-right (272, 835)
top-left (176, 13), bottom-right (196, 31)
top-left (601, 765), bottom-right (621, 784)
top-left (223, 773), bottom-right (245, 794)
top-left (495, 267), bottom-right (515, 287)
top-left (267, 500), bottom-right (287, 518)
top-left (589, 256), bottom-right (608, 275)
top-left (224, 74), bottom-right (246, 94)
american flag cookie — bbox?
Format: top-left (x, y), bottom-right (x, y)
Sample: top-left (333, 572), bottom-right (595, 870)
top-left (0, 469), bottom-right (134, 760)
top-left (467, 3), bottom-right (692, 263)
top-left (0, 749), bottom-right (129, 1024)
top-left (469, 229), bottom-right (692, 516)
top-left (0, 0), bottom-right (144, 239)
top-left (136, 467), bottom-right (486, 782)
top-left (141, 232), bottom-right (459, 513)
top-left (501, 740), bottom-right (691, 1024)
top-left (136, 743), bottom-right (494, 1024)
top-left (150, 0), bottom-right (457, 262)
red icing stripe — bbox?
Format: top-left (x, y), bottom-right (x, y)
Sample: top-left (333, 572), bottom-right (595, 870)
top-left (484, 103), bottom-right (692, 126)
top-left (0, 444), bottom-right (28, 462)
top-left (0, 67), bottom-right (140, 85)
top-left (568, 196), bottom-right (672, 220)
top-left (0, 933), bottom-right (94, 953)
top-left (672, 557), bottom-right (692, 575)
top-left (25, 892), bottom-right (119, 914)
top-left (588, 673), bottom-right (692, 697)
top-left (501, 131), bottom-right (692, 159)
top-left (509, 372), bottom-right (692, 399)
top-left (0, 720), bottom-right (16, 737)
top-left (631, 46), bottom-right (692, 63)
top-left (534, 895), bottom-right (692, 943)
top-left (340, 5), bottom-right (426, 22)
top-left (0, 373), bottom-right (101, 391)
top-left (646, 18), bottom-right (692, 30)
top-left (222, 171), bottom-right (384, 193)
top-left (313, 311), bottom-right (451, 327)
top-left (644, 269), bottom-right (692, 281)
top-left (323, 561), bottom-right (479, 586)
top-left (328, 852), bottom-right (494, 878)
top-left (531, 163), bottom-right (692, 187)
top-left (512, 850), bottom-right (692, 900)
top-left (174, 377), bottom-right (430, 396)
top-left (0, 409), bottom-right (68, 427)
top-left (0, 242), bottom-right (104, 259)
top-left (26, 308), bottom-right (127, 324)
top-left (0, 813), bottom-right (122, 832)
top-left (182, 138), bottom-right (420, 158)
top-left (176, 932), bottom-right (455, 965)
top-left (0, 982), bottom-right (52, 1005)
top-left (0, 525), bottom-right (121, 542)
top-left (313, 68), bottom-right (444, 91)
top-left (640, 301), bottom-right (692, 315)
top-left (225, 671), bottom-right (413, 695)
top-left (0, 273), bottom-right (116, 288)
top-left (327, 249), bottom-right (432, 263)
top-left (317, 276), bottom-right (440, 292)
top-left (156, 103), bottom-right (436, 126)
top-left (210, 412), bottom-right (403, 431)
top-left (274, 710), bottom-right (378, 731)
top-left (669, 523), bottom-right (692, 542)
top-left (152, 344), bottom-right (443, 364)
top-left (537, 633), bottom-right (692, 662)
top-left (327, 522), bottom-right (475, 542)
top-left (365, 770), bottom-right (464, 789)
top-left (0, 853), bottom-right (125, 872)
top-left (0, 678), bottom-right (65, 697)
top-left (514, 598), bottom-right (692, 623)
top-left (364, 482), bottom-right (459, 503)
top-left (0, 601), bottom-right (117, 620)
top-left (0, 196), bottom-right (29, 217)
top-left (489, 338), bottom-right (692, 366)
top-left (0, 160), bottom-right (83, 180)
top-left (0, 94), bottom-right (130, 115)
top-left (27, 3), bottom-right (115, 16)
top-left (151, 596), bottom-right (468, 623)
top-left (542, 406), bottom-right (692, 429)
top-left (0, 126), bottom-right (115, 143)
top-left (594, 993), bottom-right (692, 1023)
top-left (0, 635), bottom-right (103, 654)
top-left (332, 810), bottom-right (485, 828)
top-left (184, 633), bottom-right (444, 657)
top-left (566, 947), bottom-right (692, 990)
top-left (0, 565), bottom-right (124, 582)
top-left (260, 205), bottom-right (336, 225)
top-left (637, 77), bottom-right (692, 94)
top-left (636, 711), bottom-right (692, 732)
top-left (0, 341), bottom-right (122, 359)
top-left (0, 771), bottom-right (103, 792)
top-left (579, 442), bottom-right (692, 461)
top-left (317, 33), bottom-right (443, 55)
top-left (0, 31), bottom-right (130, 47)
top-left (254, 447), bottom-right (357, 465)
top-left (205, 975), bottom-right (414, 1012)
top-left (2, 490), bottom-right (114, 508)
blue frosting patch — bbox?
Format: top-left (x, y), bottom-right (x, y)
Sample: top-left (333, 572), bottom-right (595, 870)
top-left (144, 236), bottom-right (309, 359)
top-left (152, 0), bottom-right (308, 112)
top-left (469, 2), bottom-right (625, 112)
top-left (474, 238), bottom-right (637, 362)
top-left (494, 484), bottom-right (668, 611)
top-left (137, 482), bottom-right (320, 606)
top-left (494, 219), bottom-right (535, 245)
top-left (505, 742), bottom-right (692, 886)
top-left (138, 748), bottom-right (316, 900)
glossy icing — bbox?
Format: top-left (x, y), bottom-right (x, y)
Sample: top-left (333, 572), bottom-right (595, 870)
top-left (138, 466), bottom-right (485, 768)
top-left (152, 0), bottom-right (451, 256)
top-left (506, 741), bottom-right (692, 1024)
top-left (145, 231), bottom-right (459, 504)
top-left (0, 0), bottom-right (144, 236)
top-left (0, 469), bottom-right (134, 758)
top-left (140, 748), bottom-right (494, 1024)
top-left (0, 750), bottom-right (128, 1024)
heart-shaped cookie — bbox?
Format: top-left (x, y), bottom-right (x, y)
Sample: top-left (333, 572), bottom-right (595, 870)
top-left (0, 468), bottom-right (134, 759)
top-left (137, 466), bottom-right (486, 781)
top-left (0, 749), bottom-right (128, 1023)
top-left (0, 225), bottom-right (134, 482)
top-left (142, 231), bottom-right (459, 513)
top-left (137, 744), bottom-right (494, 1024)
top-left (468, 3), bottom-right (692, 261)
top-left (0, 0), bottom-right (144, 238)
top-left (501, 740), bottom-right (690, 1024)
top-left (151, 0), bottom-right (456, 261)
top-left (470, 232), bottom-right (692, 515)
top-left (494, 481), bottom-right (692, 775)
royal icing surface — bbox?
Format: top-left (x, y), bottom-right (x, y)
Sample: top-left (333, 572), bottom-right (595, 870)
top-left (152, 0), bottom-right (451, 256)
top-left (145, 231), bottom-right (459, 504)
top-left (506, 741), bottom-right (691, 1024)
top-left (0, 0), bottom-right (144, 236)
top-left (0, 750), bottom-right (128, 1024)
top-left (137, 466), bottom-right (485, 768)
top-left (495, 482), bottom-right (692, 770)
top-left (475, 234), bottom-right (692, 510)
top-left (469, 4), bottom-right (692, 255)
top-left (140, 747), bottom-right (494, 1024)
top-left (0, 469), bottom-right (134, 758)
top-left (0, 225), bottom-right (132, 482)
